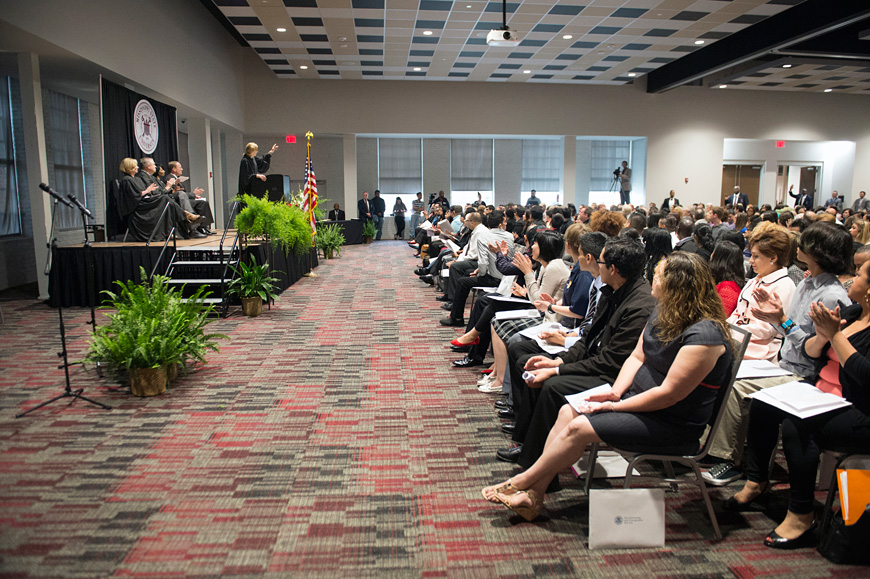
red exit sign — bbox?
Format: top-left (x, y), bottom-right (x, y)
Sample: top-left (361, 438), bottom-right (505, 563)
top-left (286, 135), bottom-right (296, 144)
top-left (775, 140), bottom-right (785, 148)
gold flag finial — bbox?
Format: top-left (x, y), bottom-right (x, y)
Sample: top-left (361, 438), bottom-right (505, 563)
top-left (305, 131), bottom-right (313, 141)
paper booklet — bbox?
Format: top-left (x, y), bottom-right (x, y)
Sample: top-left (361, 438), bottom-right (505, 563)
top-left (494, 309), bottom-right (540, 321)
top-left (489, 295), bottom-right (531, 304)
top-left (749, 381), bottom-right (851, 419)
top-left (564, 384), bottom-right (613, 413)
top-left (175, 176), bottom-right (189, 183)
top-left (519, 322), bottom-right (571, 354)
top-left (445, 239), bottom-right (460, 253)
top-left (419, 220), bottom-right (433, 230)
top-left (495, 275), bottom-right (516, 296)
top-left (736, 359), bottom-right (793, 380)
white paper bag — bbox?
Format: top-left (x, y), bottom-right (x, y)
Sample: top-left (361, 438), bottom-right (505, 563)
top-left (588, 488), bottom-right (665, 549)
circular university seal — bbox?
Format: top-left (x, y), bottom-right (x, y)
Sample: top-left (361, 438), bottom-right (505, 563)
top-left (133, 99), bottom-right (159, 154)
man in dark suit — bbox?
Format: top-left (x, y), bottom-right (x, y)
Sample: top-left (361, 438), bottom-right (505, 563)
top-left (357, 191), bottom-right (372, 221)
top-left (328, 202), bottom-right (345, 221)
top-left (789, 187), bottom-right (813, 209)
top-left (673, 217), bottom-right (700, 253)
top-left (137, 157), bottom-right (205, 238)
top-left (661, 190), bottom-right (679, 212)
top-left (372, 190), bottom-right (386, 240)
top-left (725, 186), bottom-right (749, 209)
top-left (167, 161), bottom-right (214, 235)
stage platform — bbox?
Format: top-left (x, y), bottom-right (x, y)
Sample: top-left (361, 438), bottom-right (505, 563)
top-left (49, 230), bottom-right (318, 308)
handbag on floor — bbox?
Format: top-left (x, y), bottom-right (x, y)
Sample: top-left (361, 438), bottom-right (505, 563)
top-left (818, 505), bottom-right (870, 565)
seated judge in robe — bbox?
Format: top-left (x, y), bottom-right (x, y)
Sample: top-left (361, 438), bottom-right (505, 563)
top-left (117, 158), bottom-right (187, 242)
top-left (136, 156), bottom-right (205, 238)
top-left (238, 142), bottom-right (278, 195)
top-left (328, 203), bottom-right (345, 221)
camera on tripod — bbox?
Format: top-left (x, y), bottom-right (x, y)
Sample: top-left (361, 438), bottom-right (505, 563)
top-left (613, 167), bottom-right (621, 180)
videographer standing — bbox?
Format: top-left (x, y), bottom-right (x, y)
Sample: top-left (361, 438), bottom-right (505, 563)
top-left (617, 160), bottom-right (632, 205)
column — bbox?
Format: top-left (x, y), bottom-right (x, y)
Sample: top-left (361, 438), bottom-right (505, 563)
top-left (18, 53), bottom-right (51, 300)
top-left (186, 117), bottom-right (213, 213)
top-left (210, 128), bottom-right (224, 228)
top-left (562, 136), bottom-right (576, 207)
top-left (343, 134), bottom-right (357, 216)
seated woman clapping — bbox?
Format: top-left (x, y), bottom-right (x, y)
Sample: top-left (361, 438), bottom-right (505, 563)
top-left (482, 252), bottom-right (734, 521)
top-left (724, 258), bottom-right (870, 549)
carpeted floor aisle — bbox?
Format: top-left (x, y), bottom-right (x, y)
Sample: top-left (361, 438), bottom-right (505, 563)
top-left (0, 241), bottom-right (860, 577)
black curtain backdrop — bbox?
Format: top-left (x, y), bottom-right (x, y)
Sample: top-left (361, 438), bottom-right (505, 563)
top-left (102, 78), bottom-right (178, 238)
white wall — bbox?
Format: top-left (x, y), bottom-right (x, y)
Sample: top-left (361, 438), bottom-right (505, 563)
top-left (723, 139), bottom-right (857, 207)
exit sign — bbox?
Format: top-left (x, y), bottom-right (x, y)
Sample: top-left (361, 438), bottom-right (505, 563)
top-left (775, 141), bottom-right (785, 148)
top-left (286, 135), bottom-right (296, 143)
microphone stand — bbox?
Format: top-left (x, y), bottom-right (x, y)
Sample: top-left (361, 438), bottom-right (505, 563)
top-left (79, 200), bottom-right (103, 378)
top-left (16, 198), bottom-right (110, 417)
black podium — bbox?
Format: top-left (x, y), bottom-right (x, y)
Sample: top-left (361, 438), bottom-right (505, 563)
top-left (249, 174), bottom-right (285, 202)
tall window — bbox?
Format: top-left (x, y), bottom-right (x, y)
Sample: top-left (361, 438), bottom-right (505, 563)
top-left (522, 139), bottom-right (562, 206)
top-left (378, 137), bottom-right (422, 214)
top-left (0, 77), bottom-right (21, 237)
top-left (45, 90), bottom-right (90, 230)
top-left (451, 138), bottom-right (493, 207)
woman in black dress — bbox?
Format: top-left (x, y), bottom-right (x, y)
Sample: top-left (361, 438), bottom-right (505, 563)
top-left (393, 197), bottom-right (407, 239)
top-left (117, 158), bottom-right (186, 241)
top-left (482, 252), bottom-right (734, 521)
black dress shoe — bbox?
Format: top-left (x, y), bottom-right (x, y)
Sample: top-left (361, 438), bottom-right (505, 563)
top-left (764, 523), bottom-right (818, 550)
top-left (189, 231), bottom-right (207, 239)
top-left (501, 422), bottom-right (516, 435)
top-left (496, 446), bottom-right (522, 463)
top-left (420, 275), bottom-right (435, 286)
top-left (497, 408), bottom-right (515, 419)
top-left (441, 303), bottom-right (454, 311)
top-left (452, 355), bottom-right (483, 367)
top-left (414, 267), bottom-right (427, 276)
top-left (450, 344), bottom-right (471, 353)
top-left (436, 295), bottom-right (451, 302)
top-left (494, 400), bottom-right (511, 410)
top-left (441, 317), bottom-right (466, 328)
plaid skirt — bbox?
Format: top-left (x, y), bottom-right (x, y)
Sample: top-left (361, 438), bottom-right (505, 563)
top-left (493, 312), bottom-right (545, 342)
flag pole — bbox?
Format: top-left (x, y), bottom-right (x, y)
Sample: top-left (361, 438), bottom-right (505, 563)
top-left (303, 131), bottom-right (318, 277)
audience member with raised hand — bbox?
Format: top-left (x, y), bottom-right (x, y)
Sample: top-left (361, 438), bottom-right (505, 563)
top-left (703, 222), bottom-right (851, 486)
top-left (482, 252), bottom-right (733, 521)
top-left (724, 258), bottom-right (870, 549)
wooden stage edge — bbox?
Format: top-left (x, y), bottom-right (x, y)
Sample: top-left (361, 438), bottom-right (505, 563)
top-left (61, 230), bottom-right (241, 249)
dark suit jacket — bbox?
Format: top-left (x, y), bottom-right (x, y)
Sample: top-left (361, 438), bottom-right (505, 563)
top-left (789, 190), bottom-right (813, 209)
top-left (328, 209), bottom-right (346, 220)
top-left (661, 197), bottom-right (679, 211)
top-left (358, 198), bottom-right (372, 219)
top-left (726, 192), bottom-right (749, 208)
top-left (558, 275), bottom-right (656, 383)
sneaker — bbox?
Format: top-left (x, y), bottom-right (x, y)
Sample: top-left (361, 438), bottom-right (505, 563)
top-left (477, 374), bottom-right (494, 386)
top-left (478, 381), bottom-right (504, 394)
top-left (702, 461), bottom-right (743, 486)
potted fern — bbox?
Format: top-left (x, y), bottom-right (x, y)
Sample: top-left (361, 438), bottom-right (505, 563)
top-left (234, 194), bottom-right (313, 256)
top-left (227, 255), bottom-right (281, 317)
top-left (314, 223), bottom-right (346, 259)
top-left (362, 220), bottom-right (377, 244)
top-left (85, 268), bottom-right (227, 396)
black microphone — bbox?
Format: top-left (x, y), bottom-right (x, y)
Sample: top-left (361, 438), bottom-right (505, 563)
top-left (66, 193), bottom-right (94, 219)
top-left (39, 183), bottom-right (74, 209)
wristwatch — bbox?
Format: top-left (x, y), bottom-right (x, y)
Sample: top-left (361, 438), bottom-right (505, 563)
top-left (547, 304), bottom-right (555, 314)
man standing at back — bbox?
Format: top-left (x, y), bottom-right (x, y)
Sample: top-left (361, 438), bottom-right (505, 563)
top-left (853, 190), bottom-right (869, 212)
top-left (409, 192), bottom-right (425, 239)
top-left (617, 161), bottom-right (632, 205)
top-left (372, 190), bottom-right (386, 240)
top-left (358, 191), bottom-right (372, 221)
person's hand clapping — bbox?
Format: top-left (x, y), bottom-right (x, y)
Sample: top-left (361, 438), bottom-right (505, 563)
top-left (497, 240), bottom-right (510, 255)
top-left (809, 301), bottom-right (845, 341)
top-left (538, 329), bottom-right (568, 346)
top-left (511, 283), bottom-right (527, 298)
top-left (750, 286), bottom-right (785, 326)
top-left (143, 183), bottom-right (158, 195)
top-left (194, 187), bottom-right (204, 198)
top-left (513, 252), bottom-right (534, 275)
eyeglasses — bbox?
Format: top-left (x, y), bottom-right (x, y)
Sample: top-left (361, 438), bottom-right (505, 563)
top-left (597, 260), bottom-right (607, 265)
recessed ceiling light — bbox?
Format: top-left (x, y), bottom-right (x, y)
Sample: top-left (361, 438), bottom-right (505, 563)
top-left (824, 88), bottom-right (833, 92)
top-left (523, 69), bottom-right (531, 74)
top-left (277, 27), bottom-right (286, 32)
top-left (718, 84), bottom-right (727, 89)
top-left (628, 73), bottom-right (636, 77)
top-left (694, 40), bottom-right (705, 45)
top-left (782, 64), bottom-right (792, 68)
top-left (340, 44), bottom-right (348, 48)
top-left (423, 30), bottom-right (433, 36)
top-left (414, 67), bottom-right (421, 71)
top-left (466, 4), bottom-right (472, 7)
top-left (562, 34), bottom-right (573, 40)
top-left (338, 36), bottom-right (347, 42)
top-left (598, 51), bottom-right (605, 54)
top-left (300, 65), bottom-right (308, 70)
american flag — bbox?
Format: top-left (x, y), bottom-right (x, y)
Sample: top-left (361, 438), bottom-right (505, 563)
top-left (301, 155), bottom-right (318, 234)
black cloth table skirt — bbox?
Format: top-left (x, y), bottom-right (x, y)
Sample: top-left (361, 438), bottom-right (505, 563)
top-left (49, 243), bottom-right (317, 308)
top-left (324, 219), bottom-right (363, 245)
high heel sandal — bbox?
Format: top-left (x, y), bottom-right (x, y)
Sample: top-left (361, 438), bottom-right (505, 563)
top-left (482, 480), bottom-right (518, 504)
top-left (722, 481), bottom-right (770, 512)
top-left (498, 488), bottom-right (542, 522)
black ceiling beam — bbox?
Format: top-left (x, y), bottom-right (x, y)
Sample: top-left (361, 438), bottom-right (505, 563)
top-left (776, 18), bottom-right (870, 60)
top-left (646, 0), bottom-right (870, 93)
top-left (198, 0), bottom-right (250, 47)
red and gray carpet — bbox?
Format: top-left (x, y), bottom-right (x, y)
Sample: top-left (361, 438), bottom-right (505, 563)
top-left (0, 242), bottom-right (859, 577)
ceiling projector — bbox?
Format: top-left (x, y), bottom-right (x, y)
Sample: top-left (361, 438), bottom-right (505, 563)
top-left (486, 28), bottom-right (521, 47)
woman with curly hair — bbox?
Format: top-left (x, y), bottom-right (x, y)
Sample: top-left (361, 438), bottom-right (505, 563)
top-left (482, 252), bottom-right (734, 521)
top-left (588, 209), bottom-right (626, 238)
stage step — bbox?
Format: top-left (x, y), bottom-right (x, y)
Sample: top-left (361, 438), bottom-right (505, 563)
top-left (180, 297), bottom-right (224, 305)
top-left (166, 279), bottom-right (224, 285)
top-left (172, 260), bottom-right (238, 266)
top-left (176, 246), bottom-right (231, 252)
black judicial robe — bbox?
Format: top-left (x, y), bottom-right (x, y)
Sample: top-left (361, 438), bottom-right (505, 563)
top-left (238, 153), bottom-right (272, 195)
top-left (118, 174), bottom-right (180, 242)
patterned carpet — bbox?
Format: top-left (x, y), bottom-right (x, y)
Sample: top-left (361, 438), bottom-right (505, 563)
top-left (0, 241), bottom-right (861, 577)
